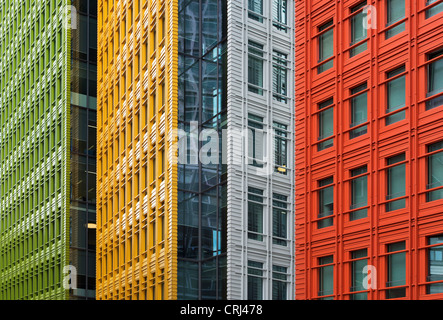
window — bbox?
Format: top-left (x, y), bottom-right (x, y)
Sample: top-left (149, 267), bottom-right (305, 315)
top-left (350, 2), bottom-right (368, 57)
top-left (350, 165), bottom-right (368, 220)
top-left (386, 153), bottom-right (406, 212)
top-left (385, 66), bottom-right (406, 125)
top-left (426, 49), bottom-right (443, 110)
top-left (386, 241), bottom-right (406, 299)
top-left (273, 0), bottom-right (288, 32)
top-left (248, 187), bottom-right (264, 241)
top-left (272, 51), bottom-right (288, 103)
top-left (272, 265), bottom-right (288, 300)
top-left (273, 122), bottom-right (288, 174)
top-left (350, 83), bottom-right (368, 138)
top-left (248, 41), bottom-right (264, 95)
top-left (318, 98), bottom-right (334, 151)
top-left (350, 249), bottom-right (368, 300)
top-left (248, 261), bottom-right (263, 300)
top-left (272, 193), bottom-right (288, 246)
top-left (248, 114), bottom-right (265, 168)
top-left (248, 0), bottom-right (263, 22)
top-left (318, 255), bottom-right (334, 299)
top-left (318, 177), bottom-right (334, 229)
top-left (386, 0), bottom-right (405, 39)
top-left (318, 20), bottom-right (334, 73)
top-left (426, 0), bottom-right (443, 19)
top-left (427, 235), bottom-right (443, 294)
top-left (427, 141), bottom-right (443, 202)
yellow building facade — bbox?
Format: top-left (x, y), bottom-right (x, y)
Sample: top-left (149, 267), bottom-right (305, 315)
top-left (96, 0), bottom-right (178, 300)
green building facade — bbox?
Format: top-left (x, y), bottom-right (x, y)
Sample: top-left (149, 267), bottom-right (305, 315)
top-left (0, 0), bottom-right (97, 300)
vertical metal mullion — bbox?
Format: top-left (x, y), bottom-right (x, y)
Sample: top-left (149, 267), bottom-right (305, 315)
top-left (198, 0), bottom-right (203, 300)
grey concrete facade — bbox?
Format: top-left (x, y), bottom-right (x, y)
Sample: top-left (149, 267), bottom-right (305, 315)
top-left (226, 0), bottom-right (295, 300)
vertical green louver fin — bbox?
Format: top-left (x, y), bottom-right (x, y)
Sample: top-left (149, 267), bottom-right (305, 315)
top-left (0, 0), bottom-right (70, 300)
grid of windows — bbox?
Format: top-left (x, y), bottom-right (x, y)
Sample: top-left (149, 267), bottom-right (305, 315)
top-left (0, 0), bottom-right (70, 300)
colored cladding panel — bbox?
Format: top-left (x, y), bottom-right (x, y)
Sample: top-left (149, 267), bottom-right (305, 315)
top-left (0, 1), bottom-right (71, 299)
top-left (96, 0), bottom-right (178, 300)
top-left (295, 0), bottom-right (443, 300)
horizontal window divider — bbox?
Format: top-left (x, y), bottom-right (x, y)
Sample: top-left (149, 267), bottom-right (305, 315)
top-left (418, 184), bottom-right (443, 195)
top-left (419, 90), bottom-right (443, 105)
top-left (377, 105), bottom-right (408, 121)
top-left (346, 37), bottom-right (369, 53)
top-left (417, 241), bottom-right (443, 251)
top-left (315, 135), bottom-right (334, 145)
top-left (314, 55), bottom-right (334, 69)
top-left (378, 248), bottom-right (408, 257)
top-left (343, 121), bottom-right (369, 134)
top-left (382, 17), bottom-right (408, 33)
top-left (379, 159), bottom-right (408, 171)
top-left (247, 10), bottom-right (266, 21)
top-left (314, 214), bottom-right (334, 222)
top-left (380, 194), bottom-right (408, 205)
top-left (419, 279), bottom-right (443, 286)
top-left (379, 284), bottom-right (408, 291)
top-left (418, 0), bottom-right (443, 14)
top-left (346, 288), bottom-right (369, 295)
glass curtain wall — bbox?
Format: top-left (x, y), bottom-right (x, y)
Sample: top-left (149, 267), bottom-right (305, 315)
top-left (70, 0), bottom-right (97, 300)
top-left (177, 0), bottom-right (227, 300)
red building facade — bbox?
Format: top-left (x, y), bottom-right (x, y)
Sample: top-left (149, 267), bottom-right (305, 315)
top-left (295, 0), bottom-right (443, 299)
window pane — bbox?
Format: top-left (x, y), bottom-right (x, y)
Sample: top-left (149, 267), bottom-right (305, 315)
top-left (319, 262), bottom-right (334, 298)
top-left (351, 10), bottom-right (367, 44)
top-left (273, 193), bottom-right (288, 246)
top-left (427, 142), bottom-right (443, 201)
top-left (387, 0), bottom-right (405, 25)
top-left (428, 54), bottom-right (443, 97)
top-left (248, 0), bottom-right (263, 22)
top-left (248, 42), bottom-right (264, 94)
top-left (248, 187), bottom-right (264, 241)
top-left (318, 184), bottom-right (334, 228)
top-left (387, 76), bottom-right (406, 112)
top-left (248, 261), bottom-right (263, 300)
top-left (319, 107), bottom-right (333, 143)
top-left (427, 235), bottom-right (443, 294)
top-left (318, 24), bottom-right (333, 73)
top-left (351, 92), bottom-right (367, 127)
top-left (351, 255), bottom-right (368, 300)
top-left (273, 0), bottom-right (288, 31)
top-left (426, 0), bottom-right (443, 18)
